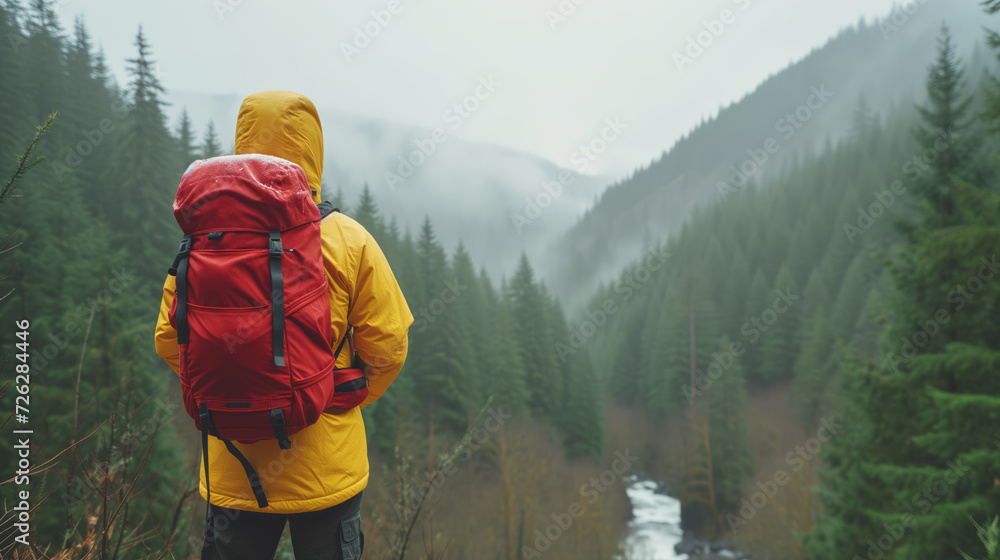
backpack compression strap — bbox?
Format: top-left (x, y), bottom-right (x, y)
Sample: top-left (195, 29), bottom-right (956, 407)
top-left (167, 235), bottom-right (193, 344)
top-left (200, 403), bottom-right (269, 509)
top-left (268, 232), bottom-right (286, 368)
top-left (271, 201), bottom-right (338, 367)
top-left (334, 327), bottom-right (349, 362)
top-left (270, 409), bottom-right (291, 449)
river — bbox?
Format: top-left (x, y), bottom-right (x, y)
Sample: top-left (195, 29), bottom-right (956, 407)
top-left (619, 476), bottom-right (689, 560)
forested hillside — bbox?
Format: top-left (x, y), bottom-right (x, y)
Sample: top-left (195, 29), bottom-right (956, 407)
top-left (0, 3), bottom-right (609, 557)
top-left (545, 2), bottom-right (993, 307)
top-left (578, 20), bottom-right (1000, 560)
top-left (3, 1), bottom-right (1000, 559)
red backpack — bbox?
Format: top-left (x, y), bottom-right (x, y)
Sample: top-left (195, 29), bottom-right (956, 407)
top-left (167, 154), bottom-right (367, 508)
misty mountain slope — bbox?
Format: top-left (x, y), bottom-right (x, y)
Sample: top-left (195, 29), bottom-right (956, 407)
top-left (544, 2), bottom-right (991, 306)
top-left (167, 92), bottom-right (609, 278)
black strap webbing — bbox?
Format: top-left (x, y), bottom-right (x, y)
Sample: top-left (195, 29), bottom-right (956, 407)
top-left (173, 235), bottom-right (193, 344)
top-left (268, 232), bottom-right (286, 368)
top-left (334, 328), bottom-right (350, 364)
top-left (219, 438), bottom-right (268, 508)
top-left (200, 403), bottom-right (269, 508)
top-left (316, 201), bottom-right (339, 219)
top-left (270, 409), bottom-right (292, 450)
top-left (335, 376), bottom-right (368, 393)
top-left (199, 404), bottom-right (212, 529)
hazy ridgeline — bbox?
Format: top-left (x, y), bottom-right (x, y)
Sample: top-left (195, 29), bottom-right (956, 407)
top-left (1, 1), bottom-right (1000, 560)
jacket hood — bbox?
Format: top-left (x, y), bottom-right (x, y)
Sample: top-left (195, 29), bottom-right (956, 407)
top-left (235, 90), bottom-right (324, 204)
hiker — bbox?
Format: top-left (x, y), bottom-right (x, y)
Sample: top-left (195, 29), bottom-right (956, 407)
top-left (154, 90), bottom-right (413, 560)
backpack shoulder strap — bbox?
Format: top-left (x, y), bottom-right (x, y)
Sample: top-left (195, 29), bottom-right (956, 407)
top-left (317, 201), bottom-right (339, 220)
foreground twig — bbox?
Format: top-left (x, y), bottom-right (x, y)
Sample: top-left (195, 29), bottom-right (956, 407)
top-left (0, 112), bottom-right (58, 204)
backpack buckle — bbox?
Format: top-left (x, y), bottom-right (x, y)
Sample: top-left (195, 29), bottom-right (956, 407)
top-left (168, 234), bottom-right (194, 276)
top-left (270, 408), bottom-right (292, 449)
top-left (268, 234), bottom-right (283, 256)
top-left (178, 236), bottom-right (192, 255)
top-left (199, 403), bottom-right (214, 435)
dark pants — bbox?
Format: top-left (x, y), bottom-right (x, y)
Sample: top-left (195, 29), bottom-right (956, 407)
top-left (201, 491), bottom-right (364, 560)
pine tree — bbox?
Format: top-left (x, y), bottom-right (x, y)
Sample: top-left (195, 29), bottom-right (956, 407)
top-left (652, 276), bottom-right (722, 412)
top-left (740, 268), bottom-right (769, 383)
top-left (352, 184), bottom-right (383, 240)
top-left (646, 288), bottom-right (687, 412)
top-left (406, 219), bottom-right (473, 433)
top-left (707, 335), bottom-right (752, 506)
top-left (848, 281), bottom-right (889, 359)
top-left (830, 251), bottom-right (878, 341)
top-left (0, 2), bottom-right (30, 167)
top-left (757, 265), bottom-right (801, 383)
top-left (808, 26), bottom-right (1000, 559)
top-left (200, 119), bottom-right (222, 159)
top-left (508, 254), bottom-right (560, 418)
top-left (325, 182), bottom-right (346, 212)
top-left (903, 24), bottom-right (976, 231)
top-left (850, 93), bottom-right (876, 141)
top-left (176, 108), bottom-right (196, 170)
top-left (452, 243), bottom-right (487, 407)
top-left (799, 267), bottom-right (831, 327)
top-left (793, 306), bottom-right (835, 425)
top-left (23, 0), bottom-right (62, 123)
top-left (483, 297), bottom-right (529, 412)
top-left (64, 15), bottom-right (118, 220)
top-left (111, 27), bottom-right (178, 285)
top-left (551, 299), bottom-right (604, 459)
top-left (721, 245), bottom-right (750, 336)
top-left (984, 0), bottom-right (1000, 133)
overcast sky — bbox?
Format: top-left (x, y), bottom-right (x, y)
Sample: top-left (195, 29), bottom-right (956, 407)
top-left (59, 0), bottom-right (902, 176)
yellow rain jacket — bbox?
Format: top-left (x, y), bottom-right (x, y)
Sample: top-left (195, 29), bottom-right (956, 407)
top-left (154, 91), bottom-right (413, 513)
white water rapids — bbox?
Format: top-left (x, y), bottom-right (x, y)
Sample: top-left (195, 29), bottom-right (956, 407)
top-left (618, 477), bottom-right (689, 560)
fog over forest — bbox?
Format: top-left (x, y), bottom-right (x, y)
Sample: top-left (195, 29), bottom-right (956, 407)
top-left (1, 1), bottom-right (999, 559)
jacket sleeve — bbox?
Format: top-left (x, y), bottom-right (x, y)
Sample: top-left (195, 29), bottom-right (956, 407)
top-left (348, 231), bottom-right (413, 408)
top-left (154, 274), bottom-right (181, 375)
